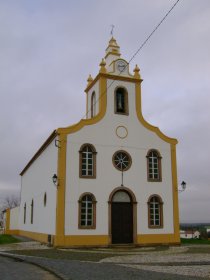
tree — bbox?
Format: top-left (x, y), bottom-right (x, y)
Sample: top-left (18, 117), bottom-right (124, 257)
top-left (3, 195), bottom-right (20, 209)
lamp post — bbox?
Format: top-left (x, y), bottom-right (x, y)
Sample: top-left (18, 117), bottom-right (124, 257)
top-left (52, 174), bottom-right (59, 187)
top-left (179, 181), bottom-right (186, 192)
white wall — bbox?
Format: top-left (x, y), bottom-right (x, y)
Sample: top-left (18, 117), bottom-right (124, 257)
top-left (65, 76), bottom-right (175, 236)
top-left (19, 139), bottom-right (58, 234)
top-left (10, 206), bottom-right (19, 230)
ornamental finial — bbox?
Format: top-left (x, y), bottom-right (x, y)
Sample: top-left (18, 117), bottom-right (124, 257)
top-left (87, 74), bottom-right (93, 86)
top-left (133, 64), bottom-right (141, 79)
top-left (99, 58), bottom-right (107, 73)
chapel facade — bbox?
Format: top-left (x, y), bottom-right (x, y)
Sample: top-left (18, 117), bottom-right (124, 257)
top-left (5, 37), bottom-right (180, 247)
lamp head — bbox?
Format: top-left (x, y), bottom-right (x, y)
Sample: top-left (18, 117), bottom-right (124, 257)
top-left (52, 174), bottom-right (58, 185)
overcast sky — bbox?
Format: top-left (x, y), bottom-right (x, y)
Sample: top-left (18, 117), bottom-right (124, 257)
top-left (0, 0), bottom-right (210, 223)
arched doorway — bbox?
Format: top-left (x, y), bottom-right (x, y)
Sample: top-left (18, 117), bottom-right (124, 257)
top-left (109, 187), bottom-right (137, 244)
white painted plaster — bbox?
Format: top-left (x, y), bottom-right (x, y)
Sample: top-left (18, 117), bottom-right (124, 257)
top-left (10, 206), bottom-right (19, 230)
top-left (65, 77), bottom-right (175, 236)
top-left (19, 140), bottom-right (58, 235)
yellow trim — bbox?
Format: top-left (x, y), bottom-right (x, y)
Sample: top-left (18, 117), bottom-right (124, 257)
top-left (171, 143), bottom-right (180, 243)
top-left (85, 72), bottom-right (141, 93)
top-left (5, 230), bottom-right (19, 235)
top-left (135, 82), bottom-right (178, 144)
top-left (18, 230), bottom-right (49, 243)
top-left (10, 231), bottom-right (180, 246)
top-left (5, 209), bottom-right (10, 234)
top-left (55, 133), bottom-right (67, 242)
top-left (54, 234), bottom-right (180, 247)
top-left (56, 235), bottom-right (109, 247)
top-left (137, 233), bottom-right (180, 245)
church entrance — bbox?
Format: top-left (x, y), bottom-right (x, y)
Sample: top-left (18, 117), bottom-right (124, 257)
top-left (111, 190), bottom-right (133, 244)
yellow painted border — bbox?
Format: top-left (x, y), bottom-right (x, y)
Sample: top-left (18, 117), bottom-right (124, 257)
top-left (54, 234), bottom-right (180, 247)
top-left (171, 143), bottom-right (180, 243)
top-left (5, 231), bottom-right (180, 247)
top-left (137, 233), bottom-right (180, 245)
top-left (85, 72), bottom-right (141, 93)
top-left (18, 230), bottom-right (49, 243)
top-left (5, 230), bottom-right (19, 235)
top-left (60, 235), bottom-right (109, 247)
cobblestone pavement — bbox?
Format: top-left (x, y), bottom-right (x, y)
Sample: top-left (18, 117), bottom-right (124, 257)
top-left (100, 246), bottom-right (210, 279)
top-left (1, 242), bottom-right (210, 279)
top-left (0, 255), bottom-right (59, 280)
top-left (0, 253), bottom-right (207, 280)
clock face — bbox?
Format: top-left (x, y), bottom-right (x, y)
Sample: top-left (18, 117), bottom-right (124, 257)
top-left (117, 60), bottom-right (127, 72)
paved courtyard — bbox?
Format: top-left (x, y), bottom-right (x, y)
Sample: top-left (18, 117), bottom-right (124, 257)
top-left (0, 240), bottom-right (210, 280)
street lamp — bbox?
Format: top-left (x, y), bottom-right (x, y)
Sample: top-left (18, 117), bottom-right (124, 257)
top-left (52, 174), bottom-right (59, 187)
top-left (179, 181), bottom-right (186, 192)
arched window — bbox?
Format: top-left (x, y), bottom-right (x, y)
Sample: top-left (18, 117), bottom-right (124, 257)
top-left (78, 193), bottom-right (96, 229)
top-left (79, 144), bottom-right (97, 178)
top-left (148, 195), bottom-right (163, 228)
top-left (146, 149), bottom-right (162, 181)
top-left (91, 91), bottom-right (96, 118)
top-left (115, 87), bottom-right (129, 115)
top-left (31, 199), bottom-right (34, 224)
top-left (24, 203), bottom-right (26, 224)
top-left (44, 193), bottom-right (47, 207)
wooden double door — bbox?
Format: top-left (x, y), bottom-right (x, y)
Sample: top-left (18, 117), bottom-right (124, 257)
top-left (111, 202), bottom-right (133, 244)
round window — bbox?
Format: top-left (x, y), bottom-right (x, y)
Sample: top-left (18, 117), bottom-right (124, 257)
top-left (112, 150), bottom-right (132, 171)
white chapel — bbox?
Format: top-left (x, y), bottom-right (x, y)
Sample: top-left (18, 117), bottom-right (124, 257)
top-left (5, 37), bottom-right (180, 247)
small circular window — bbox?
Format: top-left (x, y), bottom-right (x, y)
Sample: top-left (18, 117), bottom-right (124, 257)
top-left (113, 150), bottom-right (132, 171)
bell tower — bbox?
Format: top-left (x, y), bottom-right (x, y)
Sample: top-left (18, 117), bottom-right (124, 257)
top-left (85, 37), bottom-right (142, 120)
